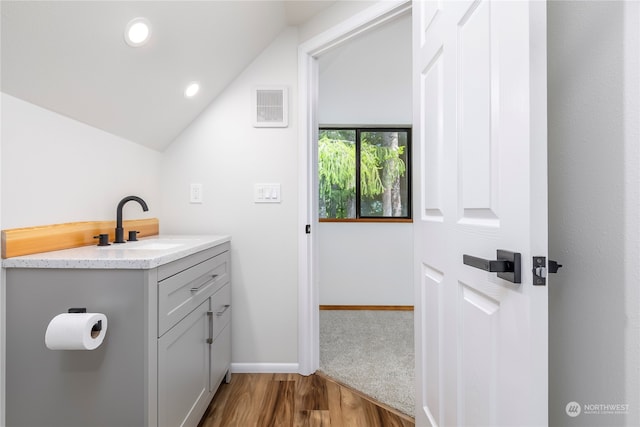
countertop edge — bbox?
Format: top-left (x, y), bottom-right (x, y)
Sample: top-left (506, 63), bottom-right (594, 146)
top-left (1, 235), bottom-right (231, 269)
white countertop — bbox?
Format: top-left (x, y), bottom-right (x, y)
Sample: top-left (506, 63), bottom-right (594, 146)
top-left (1, 235), bottom-right (231, 269)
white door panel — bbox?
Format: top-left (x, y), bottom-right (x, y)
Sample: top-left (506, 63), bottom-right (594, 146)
top-left (414, 0), bottom-right (548, 426)
top-left (420, 263), bottom-right (444, 425)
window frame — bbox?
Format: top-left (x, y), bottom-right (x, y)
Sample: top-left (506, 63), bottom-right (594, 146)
top-left (319, 126), bottom-right (412, 223)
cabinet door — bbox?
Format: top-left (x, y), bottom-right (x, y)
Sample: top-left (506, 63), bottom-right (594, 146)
top-left (158, 300), bottom-right (211, 427)
top-left (210, 323), bottom-right (231, 392)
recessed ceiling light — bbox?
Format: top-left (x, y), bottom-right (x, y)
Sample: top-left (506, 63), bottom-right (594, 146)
top-left (184, 82), bottom-right (200, 98)
top-left (125, 17), bottom-right (151, 47)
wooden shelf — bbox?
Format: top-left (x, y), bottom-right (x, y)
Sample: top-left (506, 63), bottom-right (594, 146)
top-left (2, 218), bottom-right (159, 258)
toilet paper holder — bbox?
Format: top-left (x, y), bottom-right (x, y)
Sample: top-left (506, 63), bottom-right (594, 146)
top-left (68, 307), bottom-right (102, 334)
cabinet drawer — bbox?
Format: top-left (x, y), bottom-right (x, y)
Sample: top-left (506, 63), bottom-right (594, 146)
top-left (159, 251), bottom-right (229, 336)
top-left (211, 283), bottom-right (231, 340)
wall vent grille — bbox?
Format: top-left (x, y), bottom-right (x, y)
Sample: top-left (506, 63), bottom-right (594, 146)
top-left (254, 86), bottom-right (288, 127)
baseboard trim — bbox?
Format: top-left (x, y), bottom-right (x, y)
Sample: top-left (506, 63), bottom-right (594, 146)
top-left (231, 363), bottom-right (300, 374)
top-left (319, 305), bottom-right (414, 311)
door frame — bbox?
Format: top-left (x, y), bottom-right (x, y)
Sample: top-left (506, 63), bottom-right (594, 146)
top-left (297, 0), bottom-right (412, 376)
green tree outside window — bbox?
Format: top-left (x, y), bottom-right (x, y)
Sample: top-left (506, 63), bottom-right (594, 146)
top-left (319, 128), bottom-right (411, 220)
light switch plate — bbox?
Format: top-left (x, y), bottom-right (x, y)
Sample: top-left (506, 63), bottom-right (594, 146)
top-left (254, 183), bottom-right (281, 203)
top-left (190, 183), bottom-right (203, 203)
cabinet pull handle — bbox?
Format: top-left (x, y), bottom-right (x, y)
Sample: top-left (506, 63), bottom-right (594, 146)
top-left (190, 274), bottom-right (218, 293)
top-left (206, 311), bottom-right (213, 344)
top-left (216, 304), bottom-right (231, 317)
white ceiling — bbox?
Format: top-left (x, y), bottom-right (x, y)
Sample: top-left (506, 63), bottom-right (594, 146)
top-left (1, 1), bottom-right (335, 151)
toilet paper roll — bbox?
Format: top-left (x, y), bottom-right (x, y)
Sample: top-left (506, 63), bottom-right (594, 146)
top-left (45, 313), bottom-right (108, 350)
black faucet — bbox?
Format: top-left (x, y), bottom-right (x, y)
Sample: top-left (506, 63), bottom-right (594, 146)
top-left (114, 196), bottom-right (149, 243)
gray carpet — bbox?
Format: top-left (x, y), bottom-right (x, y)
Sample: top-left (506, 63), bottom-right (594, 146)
top-left (319, 310), bottom-right (414, 416)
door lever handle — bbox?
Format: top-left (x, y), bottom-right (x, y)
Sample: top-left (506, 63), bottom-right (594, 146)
top-left (463, 250), bottom-right (521, 284)
top-left (462, 256), bottom-right (513, 272)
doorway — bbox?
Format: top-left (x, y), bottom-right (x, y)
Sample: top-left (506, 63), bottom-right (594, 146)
top-left (316, 12), bottom-right (413, 415)
top-left (297, 0), bottom-right (413, 414)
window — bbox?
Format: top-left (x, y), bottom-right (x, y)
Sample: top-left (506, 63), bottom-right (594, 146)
top-left (318, 127), bottom-right (411, 221)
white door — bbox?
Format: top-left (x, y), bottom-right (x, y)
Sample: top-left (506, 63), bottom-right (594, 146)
top-left (413, 1), bottom-right (548, 426)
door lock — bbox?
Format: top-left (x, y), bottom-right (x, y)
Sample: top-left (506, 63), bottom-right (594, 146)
top-left (534, 266), bottom-right (547, 279)
top-left (533, 257), bottom-right (562, 286)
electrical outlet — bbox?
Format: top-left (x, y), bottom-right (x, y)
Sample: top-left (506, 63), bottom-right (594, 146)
top-left (190, 183), bottom-right (203, 203)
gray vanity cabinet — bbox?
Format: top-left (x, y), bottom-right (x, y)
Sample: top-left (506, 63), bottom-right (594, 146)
top-left (4, 239), bottom-right (231, 427)
top-left (157, 246), bottom-right (232, 427)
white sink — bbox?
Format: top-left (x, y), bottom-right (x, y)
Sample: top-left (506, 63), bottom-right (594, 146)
top-left (127, 242), bottom-right (184, 250)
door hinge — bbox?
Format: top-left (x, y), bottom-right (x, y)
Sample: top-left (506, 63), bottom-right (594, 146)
top-left (305, 224), bottom-right (311, 234)
top-left (532, 257), bottom-right (563, 286)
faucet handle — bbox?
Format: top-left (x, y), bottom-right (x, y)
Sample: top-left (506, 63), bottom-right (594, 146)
top-left (94, 234), bottom-right (111, 246)
top-left (128, 230), bottom-right (140, 241)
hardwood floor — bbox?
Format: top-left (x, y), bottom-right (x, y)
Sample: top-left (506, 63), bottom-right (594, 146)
top-left (199, 373), bottom-right (415, 427)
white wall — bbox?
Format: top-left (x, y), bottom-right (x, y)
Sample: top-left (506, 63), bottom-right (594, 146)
top-left (318, 223), bottom-right (412, 305)
top-left (160, 28), bottom-right (300, 367)
top-left (318, 13), bottom-right (412, 125)
top-left (1, 94), bottom-right (162, 228)
top-left (317, 13), bottom-right (413, 306)
top-left (548, 1), bottom-right (640, 426)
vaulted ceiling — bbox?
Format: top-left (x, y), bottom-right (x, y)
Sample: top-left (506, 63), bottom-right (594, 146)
top-left (1, 1), bottom-right (335, 151)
